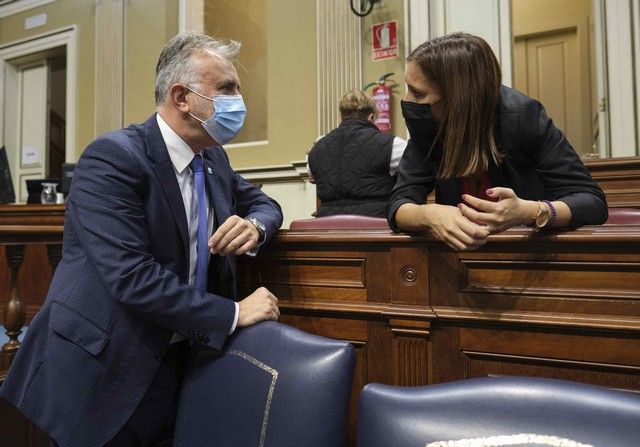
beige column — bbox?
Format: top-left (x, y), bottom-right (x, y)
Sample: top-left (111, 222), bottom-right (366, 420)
top-left (316, 0), bottom-right (363, 136)
top-left (180, 0), bottom-right (205, 32)
top-left (94, 0), bottom-right (125, 135)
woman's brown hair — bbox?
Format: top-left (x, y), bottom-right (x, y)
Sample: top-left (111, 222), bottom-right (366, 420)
top-left (407, 33), bottom-right (502, 179)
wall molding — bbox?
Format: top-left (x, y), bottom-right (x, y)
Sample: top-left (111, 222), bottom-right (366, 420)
top-left (0, 0), bottom-right (57, 19)
top-left (236, 160), bottom-right (309, 184)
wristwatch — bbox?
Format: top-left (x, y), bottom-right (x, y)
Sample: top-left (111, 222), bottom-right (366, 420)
top-left (247, 217), bottom-right (266, 243)
top-left (534, 201), bottom-right (550, 228)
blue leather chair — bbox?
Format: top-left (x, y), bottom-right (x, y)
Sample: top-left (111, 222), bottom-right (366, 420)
top-left (173, 321), bottom-right (356, 447)
top-left (357, 376), bottom-right (640, 447)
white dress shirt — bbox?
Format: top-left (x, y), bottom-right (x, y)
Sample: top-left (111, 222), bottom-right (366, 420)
top-left (388, 136), bottom-right (408, 176)
top-left (156, 114), bottom-right (239, 337)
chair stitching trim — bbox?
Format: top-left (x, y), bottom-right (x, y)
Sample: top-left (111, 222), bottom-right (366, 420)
top-left (228, 350), bottom-right (279, 447)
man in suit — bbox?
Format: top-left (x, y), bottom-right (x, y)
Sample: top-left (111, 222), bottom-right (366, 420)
top-left (0, 32), bottom-right (283, 446)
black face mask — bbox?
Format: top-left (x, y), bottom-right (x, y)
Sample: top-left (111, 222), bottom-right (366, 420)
top-left (401, 100), bottom-right (440, 141)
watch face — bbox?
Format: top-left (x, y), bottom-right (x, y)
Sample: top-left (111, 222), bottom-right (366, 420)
top-left (535, 209), bottom-right (550, 228)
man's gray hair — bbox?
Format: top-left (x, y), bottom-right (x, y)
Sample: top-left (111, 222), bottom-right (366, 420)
top-left (155, 31), bottom-right (241, 105)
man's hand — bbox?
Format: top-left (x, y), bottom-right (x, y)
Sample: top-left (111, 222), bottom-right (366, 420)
top-left (237, 287), bottom-right (280, 327)
top-left (208, 215), bottom-right (260, 256)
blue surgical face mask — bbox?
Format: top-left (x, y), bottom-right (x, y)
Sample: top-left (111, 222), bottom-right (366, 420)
top-left (187, 87), bottom-right (246, 145)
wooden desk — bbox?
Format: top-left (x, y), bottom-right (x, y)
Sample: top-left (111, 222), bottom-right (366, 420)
top-left (238, 225), bottom-right (640, 444)
top-left (1, 203), bottom-right (639, 446)
top-left (0, 204), bottom-right (64, 447)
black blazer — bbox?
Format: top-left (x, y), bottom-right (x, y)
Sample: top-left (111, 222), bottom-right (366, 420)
top-left (388, 86), bottom-right (607, 231)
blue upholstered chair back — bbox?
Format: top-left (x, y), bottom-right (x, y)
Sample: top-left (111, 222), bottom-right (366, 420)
top-left (173, 321), bottom-right (356, 447)
top-left (357, 376), bottom-right (640, 447)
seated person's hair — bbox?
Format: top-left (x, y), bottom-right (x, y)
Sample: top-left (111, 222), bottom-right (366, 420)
top-left (339, 89), bottom-right (377, 121)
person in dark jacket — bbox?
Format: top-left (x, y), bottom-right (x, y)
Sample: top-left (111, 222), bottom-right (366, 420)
top-left (1, 32), bottom-right (282, 447)
top-left (308, 89), bottom-right (407, 217)
top-left (388, 32), bottom-right (607, 250)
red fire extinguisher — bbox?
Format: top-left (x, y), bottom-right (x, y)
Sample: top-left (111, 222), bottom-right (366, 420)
top-left (370, 72), bottom-right (394, 133)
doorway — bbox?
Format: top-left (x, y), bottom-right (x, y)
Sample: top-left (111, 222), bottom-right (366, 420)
top-left (512, 0), bottom-right (602, 158)
top-left (0, 27), bottom-right (76, 203)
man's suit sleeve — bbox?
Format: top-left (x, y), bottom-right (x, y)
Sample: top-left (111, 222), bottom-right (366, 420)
top-left (68, 137), bottom-right (235, 349)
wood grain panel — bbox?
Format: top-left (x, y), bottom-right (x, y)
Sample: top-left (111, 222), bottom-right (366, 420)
top-left (244, 256), bottom-right (368, 302)
top-left (259, 256), bottom-right (366, 288)
top-left (0, 204), bottom-right (65, 226)
top-left (395, 335), bottom-right (429, 386)
top-left (458, 326), bottom-right (640, 367)
top-left (585, 156), bottom-right (640, 208)
top-left (465, 352), bottom-right (640, 392)
top-left (0, 399), bottom-right (48, 447)
top-left (4, 202), bottom-right (640, 447)
top-left (0, 245), bottom-right (53, 325)
top-left (462, 260), bottom-right (640, 299)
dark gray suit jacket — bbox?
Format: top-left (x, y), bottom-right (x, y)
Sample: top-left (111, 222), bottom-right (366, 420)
top-left (0, 115), bottom-right (282, 447)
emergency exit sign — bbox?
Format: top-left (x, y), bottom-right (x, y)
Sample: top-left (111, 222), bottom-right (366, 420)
top-left (372, 20), bottom-right (398, 61)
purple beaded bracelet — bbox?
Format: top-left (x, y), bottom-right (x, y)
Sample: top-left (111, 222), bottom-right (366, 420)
top-left (541, 200), bottom-right (557, 227)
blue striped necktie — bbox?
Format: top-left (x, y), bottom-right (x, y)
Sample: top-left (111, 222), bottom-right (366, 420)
top-left (190, 155), bottom-right (208, 291)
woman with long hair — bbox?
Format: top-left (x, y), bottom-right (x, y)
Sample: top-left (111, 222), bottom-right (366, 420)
top-left (388, 32), bottom-right (607, 250)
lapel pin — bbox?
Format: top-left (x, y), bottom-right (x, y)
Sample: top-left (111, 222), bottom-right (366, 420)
top-left (207, 167), bottom-right (213, 175)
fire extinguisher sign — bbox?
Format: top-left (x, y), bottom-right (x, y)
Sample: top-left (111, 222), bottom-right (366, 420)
top-left (372, 20), bottom-right (398, 61)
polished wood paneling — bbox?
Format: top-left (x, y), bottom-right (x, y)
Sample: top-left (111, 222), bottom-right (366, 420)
top-left (0, 245), bottom-right (54, 324)
top-left (586, 156), bottom-right (640, 208)
top-left (2, 204), bottom-right (640, 446)
top-left (0, 204), bottom-right (65, 226)
top-left (238, 225), bottom-right (640, 444)
top-left (0, 205), bottom-right (64, 447)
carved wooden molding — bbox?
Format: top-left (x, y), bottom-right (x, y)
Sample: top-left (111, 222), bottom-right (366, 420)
top-left (274, 225), bottom-right (640, 244)
top-left (396, 336), bottom-right (429, 386)
top-left (0, 225), bottom-right (64, 244)
top-left (463, 350), bottom-right (640, 373)
top-left (459, 259), bottom-right (640, 300)
top-left (433, 305), bottom-right (640, 331)
top-left (2, 244), bottom-right (25, 355)
top-left (279, 300), bottom-right (436, 321)
top-left (0, 204), bottom-right (65, 226)
top-left (389, 318), bottom-right (431, 337)
top-left (400, 264), bottom-right (419, 286)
